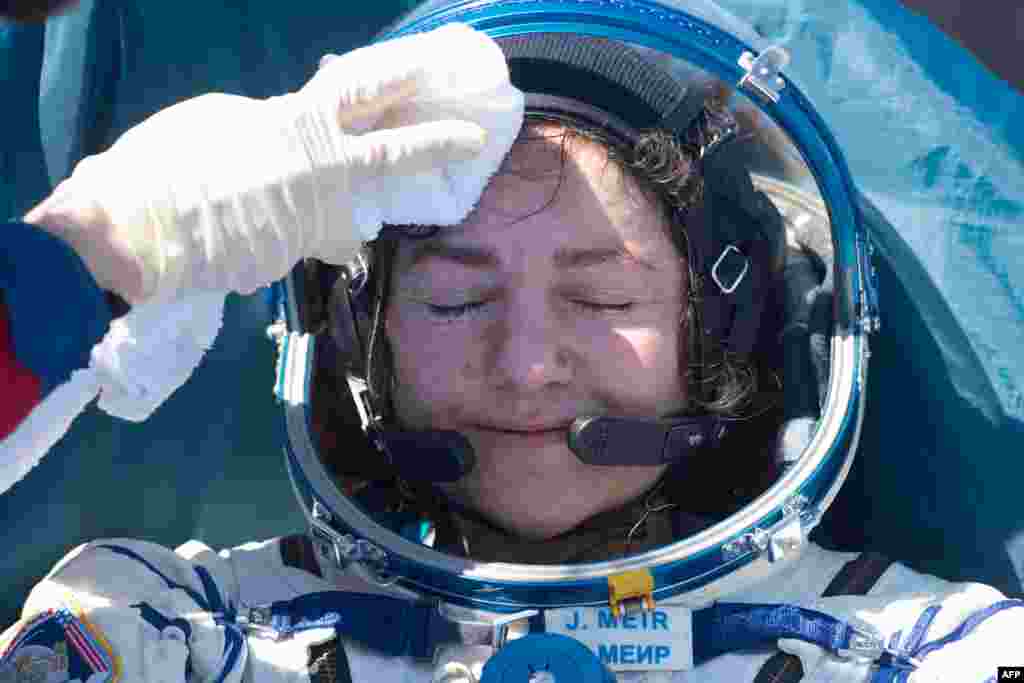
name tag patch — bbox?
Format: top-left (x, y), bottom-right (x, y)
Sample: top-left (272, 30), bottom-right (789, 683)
top-left (544, 605), bottom-right (693, 672)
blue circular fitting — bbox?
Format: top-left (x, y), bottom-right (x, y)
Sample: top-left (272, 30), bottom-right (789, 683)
top-left (480, 633), bottom-right (616, 683)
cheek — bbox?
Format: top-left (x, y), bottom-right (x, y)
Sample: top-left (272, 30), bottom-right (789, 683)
top-left (386, 306), bottom-right (476, 425)
top-left (592, 321), bottom-right (686, 413)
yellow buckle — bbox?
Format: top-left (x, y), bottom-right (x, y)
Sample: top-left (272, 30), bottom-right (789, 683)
top-left (607, 569), bottom-right (655, 618)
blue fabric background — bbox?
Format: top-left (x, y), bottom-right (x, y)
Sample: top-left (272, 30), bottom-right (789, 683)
top-left (1, 0), bottom-right (1022, 626)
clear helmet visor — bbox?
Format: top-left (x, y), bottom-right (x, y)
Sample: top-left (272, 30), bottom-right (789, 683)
top-left (276, 0), bottom-right (874, 611)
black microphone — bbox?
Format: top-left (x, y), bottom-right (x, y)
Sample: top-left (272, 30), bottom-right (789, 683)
top-left (568, 415), bottom-right (725, 466)
top-left (378, 428), bottom-right (477, 482)
top-left (374, 414), bottom-right (725, 483)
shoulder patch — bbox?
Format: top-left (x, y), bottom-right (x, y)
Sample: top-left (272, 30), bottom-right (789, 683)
top-left (1, 606), bottom-right (119, 683)
top-left (280, 534), bottom-right (324, 579)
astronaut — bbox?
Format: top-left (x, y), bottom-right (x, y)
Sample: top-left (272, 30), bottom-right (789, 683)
top-left (2, 2), bottom-right (1022, 682)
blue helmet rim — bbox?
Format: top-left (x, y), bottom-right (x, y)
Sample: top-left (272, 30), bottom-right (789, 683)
top-left (272, 0), bottom-right (876, 611)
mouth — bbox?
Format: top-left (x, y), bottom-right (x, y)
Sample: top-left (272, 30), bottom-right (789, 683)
top-left (472, 423), bottom-right (572, 439)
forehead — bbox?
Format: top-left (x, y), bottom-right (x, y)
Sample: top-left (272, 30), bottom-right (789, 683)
top-left (395, 123), bottom-right (682, 272)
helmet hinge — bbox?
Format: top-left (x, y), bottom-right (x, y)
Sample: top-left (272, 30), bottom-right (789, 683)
top-left (721, 494), bottom-right (813, 563)
top-left (310, 501), bottom-right (394, 584)
top-left (738, 47), bottom-right (789, 103)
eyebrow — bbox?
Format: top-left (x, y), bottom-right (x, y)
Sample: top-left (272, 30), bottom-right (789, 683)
top-left (407, 240), bottom-right (659, 272)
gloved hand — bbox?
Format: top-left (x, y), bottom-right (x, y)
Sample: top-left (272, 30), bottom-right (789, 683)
top-left (32, 23), bottom-right (524, 304)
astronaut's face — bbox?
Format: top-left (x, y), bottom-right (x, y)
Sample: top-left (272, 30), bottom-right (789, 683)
top-left (386, 123), bottom-right (688, 540)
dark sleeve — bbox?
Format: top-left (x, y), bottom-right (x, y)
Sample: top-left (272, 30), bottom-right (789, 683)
top-left (0, 219), bottom-right (114, 438)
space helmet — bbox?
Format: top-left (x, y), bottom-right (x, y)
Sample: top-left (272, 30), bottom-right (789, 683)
top-left (270, 0), bottom-right (879, 619)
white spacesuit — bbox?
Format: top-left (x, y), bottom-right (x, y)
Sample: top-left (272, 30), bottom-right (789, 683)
top-left (5, 536), bottom-right (1020, 682)
top-left (3, 2), bottom-right (1022, 682)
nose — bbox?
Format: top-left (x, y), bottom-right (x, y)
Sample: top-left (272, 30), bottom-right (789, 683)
top-left (487, 293), bottom-right (573, 394)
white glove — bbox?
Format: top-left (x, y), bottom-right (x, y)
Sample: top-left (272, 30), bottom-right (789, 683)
top-left (58, 23), bottom-right (524, 304)
top-left (777, 584), bottom-right (1023, 681)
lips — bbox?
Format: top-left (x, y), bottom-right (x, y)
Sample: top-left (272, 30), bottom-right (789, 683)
top-left (475, 422), bottom-right (573, 434)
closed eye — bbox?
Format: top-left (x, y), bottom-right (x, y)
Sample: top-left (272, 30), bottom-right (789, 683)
top-left (572, 300), bottom-right (634, 313)
top-left (426, 301), bottom-right (487, 320)
top-left (426, 299), bottom-right (635, 321)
